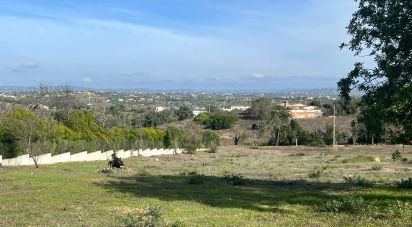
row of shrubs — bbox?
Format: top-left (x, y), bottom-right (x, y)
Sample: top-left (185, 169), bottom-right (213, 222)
top-left (0, 109), bottom-right (220, 158)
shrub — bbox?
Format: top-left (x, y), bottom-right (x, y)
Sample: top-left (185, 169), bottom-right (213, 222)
top-left (397, 178), bottom-right (412, 189)
top-left (343, 175), bottom-right (374, 187)
top-left (208, 112), bottom-right (238, 130)
top-left (308, 169), bottom-right (322, 178)
top-left (193, 112), bottom-right (211, 125)
top-left (208, 143), bottom-right (218, 153)
top-left (201, 130), bottom-right (220, 147)
top-left (184, 143), bottom-right (197, 154)
top-left (371, 164), bottom-right (383, 171)
top-left (121, 206), bottom-right (163, 227)
top-left (391, 150), bottom-right (402, 161)
top-left (319, 197), bottom-right (366, 214)
top-left (175, 106), bottom-right (193, 121)
top-left (319, 197), bottom-right (411, 219)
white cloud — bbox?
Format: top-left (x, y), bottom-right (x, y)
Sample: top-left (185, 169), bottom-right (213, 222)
top-left (5, 62), bottom-right (39, 72)
top-left (252, 73), bottom-right (265, 79)
top-left (83, 77), bottom-right (92, 82)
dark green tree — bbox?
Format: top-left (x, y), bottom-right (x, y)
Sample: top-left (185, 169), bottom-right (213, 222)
top-left (209, 112), bottom-right (238, 130)
top-left (249, 97), bottom-right (272, 120)
top-left (175, 106), bottom-right (194, 121)
top-left (338, 0), bottom-right (412, 143)
top-left (1, 109), bottom-right (48, 167)
top-left (164, 125), bottom-right (186, 154)
top-left (194, 112), bottom-right (211, 125)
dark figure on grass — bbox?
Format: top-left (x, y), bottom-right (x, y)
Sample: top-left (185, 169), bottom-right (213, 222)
top-left (108, 153), bottom-right (124, 168)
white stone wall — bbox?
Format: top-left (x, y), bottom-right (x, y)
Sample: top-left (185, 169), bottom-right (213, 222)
top-left (51, 152), bottom-right (71, 164)
top-left (70, 151), bottom-right (88, 162)
top-left (101, 150), bottom-right (114, 160)
top-left (0, 148), bottom-right (187, 167)
top-left (37, 153), bottom-right (52, 165)
top-left (87, 151), bottom-right (103, 161)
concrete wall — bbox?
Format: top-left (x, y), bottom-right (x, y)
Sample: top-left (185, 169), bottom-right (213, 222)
top-left (114, 150), bottom-right (125, 158)
top-left (87, 151), bottom-right (103, 161)
top-left (37, 153), bottom-right (52, 165)
top-left (122, 150), bottom-right (131, 159)
top-left (51, 152), bottom-right (71, 164)
top-left (0, 147), bottom-right (187, 167)
top-left (70, 151), bottom-right (88, 162)
top-left (101, 150), bottom-right (114, 160)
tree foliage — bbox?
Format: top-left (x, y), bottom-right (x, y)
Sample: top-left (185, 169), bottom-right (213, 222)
top-left (338, 0), bottom-right (412, 143)
top-left (208, 112), bottom-right (238, 130)
top-left (175, 106), bottom-right (194, 121)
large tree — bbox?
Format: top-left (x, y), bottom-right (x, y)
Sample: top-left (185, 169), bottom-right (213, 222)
top-left (338, 0), bottom-right (412, 143)
top-left (1, 109), bottom-right (48, 167)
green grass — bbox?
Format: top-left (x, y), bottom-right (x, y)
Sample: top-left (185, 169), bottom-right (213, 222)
top-left (0, 145), bottom-right (411, 226)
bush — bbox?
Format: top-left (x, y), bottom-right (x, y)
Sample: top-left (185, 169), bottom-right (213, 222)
top-left (319, 197), bottom-right (366, 214)
top-left (121, 206), bottom-right (163, 227)
top-left (371, 164), bottom-right (383, 170)
top-left (308, 169), bottom-right (322, 178)
top-left (175, 106), bottom-right (193, 121)
top-left (208, 143), bottom-right (218, 153)
top-left (318, 197), bottom-right (411, 219)
top-left (397, 178), bottom-right (412, 189)
top-left (391, 150), bottom-right (402, 161)
top-left (183, 143), bottom-right (197, 154)
top-left (208, 112), bottom-right (238, 130)
top-left (193, 112), bottom-right (211, 125)
top-left (201, 130), bottom-right (220, 146)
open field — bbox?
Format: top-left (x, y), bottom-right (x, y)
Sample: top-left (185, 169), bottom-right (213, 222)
top-left (1, 145), bottom-right (411, 226)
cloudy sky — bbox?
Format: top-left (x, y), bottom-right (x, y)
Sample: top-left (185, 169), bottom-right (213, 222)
top-left (0, 0), bottom-right (360, 91)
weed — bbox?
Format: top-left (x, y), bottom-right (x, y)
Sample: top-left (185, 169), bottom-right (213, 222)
top-left (289, 153), bottom-right (305, 157)
top-left (319, 197), bottom-right (411, 219)
top-left (308, 169), bottom-right (322, 178)
top-left (308, 166), bottom-right (328, 178)
top-left (371, 164), bottom-right (383, 171)
top-left (343, 175), bottom-right (374, 187)
top-left (319, 196), bottom-right (366, 214)
top-left (137, 169), bottom-right (151, 176)
top-left (392, 150), bottom-right (403, 161)
top-left (180, 171), bottom-right (198, 176)
top-left (170, 220), bottom-right (185, 227)
top-left (397, 178), bottom-right (412, 189)
top-left (208, 144), bottom-right (218, 153)
top-left (342, 155), bottom-right (374, 163)
top-left (121, 206), bottom-right (163, 227)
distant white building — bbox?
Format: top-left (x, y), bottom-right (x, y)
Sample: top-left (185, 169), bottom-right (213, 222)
top-left (230, 106), bottom-right (250, 111)
top-left (222, 106), bottom-right (250, 112)
top-left (192, 110), bottom-right (206, 116)
top-left (155, 106), bottom-right (166, 112)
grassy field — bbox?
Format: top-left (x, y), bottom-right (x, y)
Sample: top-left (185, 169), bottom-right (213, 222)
top-left (1, 145), bottom-right (411, 226)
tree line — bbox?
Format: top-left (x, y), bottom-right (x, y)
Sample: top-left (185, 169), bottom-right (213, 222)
top-left (0, 108), bottom-right (220, 163)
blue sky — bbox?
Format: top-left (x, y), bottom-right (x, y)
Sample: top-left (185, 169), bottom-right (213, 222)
top-left (0, 0), bottom-right (359, 91)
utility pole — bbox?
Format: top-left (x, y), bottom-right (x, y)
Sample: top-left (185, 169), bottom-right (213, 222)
top-left (333, 104), bottom-right (336, 147)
